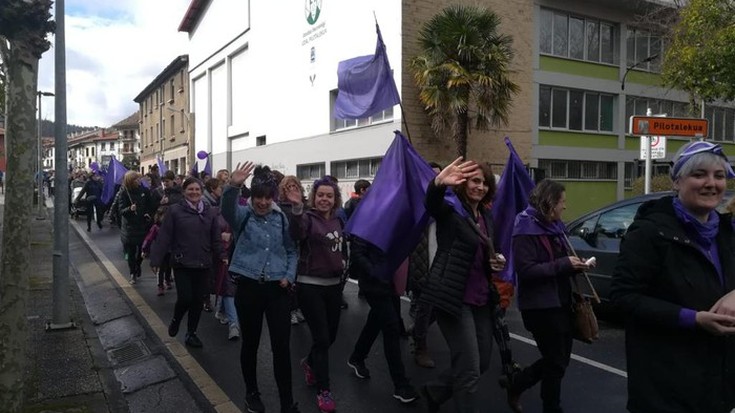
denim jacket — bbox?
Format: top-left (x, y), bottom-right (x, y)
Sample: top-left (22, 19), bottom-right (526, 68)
top-left (221, 185), bottom-right (297, 283)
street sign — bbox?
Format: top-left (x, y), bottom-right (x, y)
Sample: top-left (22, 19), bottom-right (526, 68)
top-left (630, 116), bottom-right (708, 138)
top-left (640, 136), bottom-right (666, 160)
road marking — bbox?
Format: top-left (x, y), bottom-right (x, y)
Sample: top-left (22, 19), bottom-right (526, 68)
top-left (348, 279), bottom-right (628, 378)
top-left (71, 220), bottom-right (240, 413)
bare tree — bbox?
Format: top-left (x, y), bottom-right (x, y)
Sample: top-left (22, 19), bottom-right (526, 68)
top-left (0, 1), bottom-right (54, 411)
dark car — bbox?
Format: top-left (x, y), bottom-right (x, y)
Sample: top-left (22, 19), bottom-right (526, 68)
top-left (566, 191), bottom-right (733, 303)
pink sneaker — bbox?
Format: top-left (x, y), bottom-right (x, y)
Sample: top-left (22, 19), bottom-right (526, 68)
top-left (300, 357), bottom-right (316, 386)
top-left (317, 390), bottom-right (336, 412)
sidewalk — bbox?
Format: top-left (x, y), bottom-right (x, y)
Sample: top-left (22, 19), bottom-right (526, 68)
top-left (1, 193), bottom-right (216, 413)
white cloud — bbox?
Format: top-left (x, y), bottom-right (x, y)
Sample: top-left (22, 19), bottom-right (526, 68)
top-left (38, 0), bottom-right (191, 127)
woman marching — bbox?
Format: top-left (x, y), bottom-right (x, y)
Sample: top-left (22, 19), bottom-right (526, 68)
top-left (611, 141), bottom-right (735, 413)
top-left (419, 158), bottom-right (505, 413)
top-left (117, 171), bottom-right (154, 284)
top-left (283, 177), bottom-right (346, 413)
top-left (221, 162), bottom-right (301, 413)
top-left (505, 179), bottom-right (591, 413)
top-left (149, 177), bottom-right (224, 348)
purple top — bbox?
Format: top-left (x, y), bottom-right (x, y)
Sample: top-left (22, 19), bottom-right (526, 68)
top-left (463, 214), bottom-right (490, 306)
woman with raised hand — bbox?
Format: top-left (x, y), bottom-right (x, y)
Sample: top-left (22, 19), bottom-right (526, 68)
top-left (283, 176), bottom-right (346, 413)
top-left (611, 141), bottom-right (735, 413)
top-left (419, 157), bottom-right (505, 413)
top-left (150, 177), bottom-right (224, 348)
top-left (221, 162), bottom-right (301, 413)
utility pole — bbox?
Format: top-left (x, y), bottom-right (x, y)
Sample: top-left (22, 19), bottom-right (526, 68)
top-left (644, 107), bottom-right (653, 195)
top-left (36, 91), bottom-right (54, 220)
top-left (49, 0), bottom-right (74, 330)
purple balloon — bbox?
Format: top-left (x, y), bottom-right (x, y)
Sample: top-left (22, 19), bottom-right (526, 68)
top-left (197, 150), bottom-right (209, 160)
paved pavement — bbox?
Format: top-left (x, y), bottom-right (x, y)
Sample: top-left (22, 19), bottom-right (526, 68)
top-left (70, 208), bottom-right (631, 413)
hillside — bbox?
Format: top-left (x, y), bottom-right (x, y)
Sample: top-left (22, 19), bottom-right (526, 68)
top-left (41, 119), bottom-right (98, 137)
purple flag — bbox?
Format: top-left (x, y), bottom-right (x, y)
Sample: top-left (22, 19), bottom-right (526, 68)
top-left (333, 23), bottom-right (400, 120)
top-left (492, 137), bottom-right (535, 283)
top-left (203, 156), bottom-right (212, 177)
top-left (190, 161), bottom-right (198, 177)
top-left (101, 156), bottom-right (128, 204)
top-left (157, 155), bottom-right (168, 175)
top-left (345, 131), bottom-right (465, 280)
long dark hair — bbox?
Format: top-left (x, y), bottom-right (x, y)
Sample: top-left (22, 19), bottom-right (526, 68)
top-left (454, 162), bottom-right (496, 208)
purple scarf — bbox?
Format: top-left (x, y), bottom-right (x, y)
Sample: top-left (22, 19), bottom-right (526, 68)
top-left (672, 197), bottom-right (719, 249)
top-left (512, 206), bottom-right (567, 237)
top-left (185, 199), bottom-right (205, 215)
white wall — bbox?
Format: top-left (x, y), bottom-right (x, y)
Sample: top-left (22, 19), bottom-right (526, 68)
top-left (188, 0), bottom-right (403, 173)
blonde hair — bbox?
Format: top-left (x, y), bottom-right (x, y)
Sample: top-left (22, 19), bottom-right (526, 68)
top-left (278, 175), bottom-right (304, 202)
top-left (122, 171), bottom-right (140, 190)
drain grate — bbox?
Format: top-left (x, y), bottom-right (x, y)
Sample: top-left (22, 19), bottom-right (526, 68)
top-left (108, 341), bottom-right (150, 366)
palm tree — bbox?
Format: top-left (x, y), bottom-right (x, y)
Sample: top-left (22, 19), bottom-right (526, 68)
top-left (412, 5), bottom-right (519, 158)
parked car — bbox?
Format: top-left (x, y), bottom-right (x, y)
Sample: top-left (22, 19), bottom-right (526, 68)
top-left (566, 191), bottom-right (733, 303)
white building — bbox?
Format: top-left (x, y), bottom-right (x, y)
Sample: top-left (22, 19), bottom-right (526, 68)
top-left (179, 0), bottom-right (401, 195)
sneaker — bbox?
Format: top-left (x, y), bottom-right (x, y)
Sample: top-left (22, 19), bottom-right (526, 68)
top-left (129, 273), bottom-right (136, 285)
top-left (290, 312), bottom-right (300, 325)
top-left (393, 385), bottom-right (419, 404)
top-left (228, 324), bottom-right (240, 340)
top-left (215, 310), bottom-right (229, 325)
top-left (157, 286), bottom-right (165, 296)
top-left (301, 357), bottom-right (316, 386)
top-left (203, 297), bottom-right (213, 312)
top-left (347, 359), bottom-right (370, 379)
top-left (185, 332), bottom-right (203, 348)
top-left (294, 308), bottom-right (305, 322)
top-left (316, 390), bottom-right (336, 412)
top-left (245, 392), bottom-right (265, 413)
top-left (168, 318), bottom-right (180, 337)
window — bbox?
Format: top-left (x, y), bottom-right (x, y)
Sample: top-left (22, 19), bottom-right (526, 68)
top-left (626, 28), bottom-right (664, 72)
top-left (330, 157), bottom-right (382, 179)
top-left (180, 110), bottom-right (186, 132)
top-left (330, 90), bottom-right (394, 131)
top-left (538, 159), bottom-right (617, 180)
top-left (704, 105), bottom-right (735, 142)
top-left (625, 97), bottom-right (690, 132)
top-left (101, 142), bottom-right (106, 151)
top-left (170, 79), bottom-right (175, 102)
top-left (170, 115), bottom-right (175, 137)
top-left (539, 86), bottom-right (614, 132)
top-left (540, 8), bottom-right (617, 64)
top-left (256, 135), bottom-right (266, 146)
top-left (297, 163), bottom-right (326, 180)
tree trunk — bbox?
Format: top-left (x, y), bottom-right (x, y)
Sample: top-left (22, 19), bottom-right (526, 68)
top-left (0, 40), bottom-right (41, 412)
top-left (455, 111), bottom-right (469, 158)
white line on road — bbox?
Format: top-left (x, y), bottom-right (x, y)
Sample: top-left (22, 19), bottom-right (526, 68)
top-left (348, 279), bottom-right (628, 378)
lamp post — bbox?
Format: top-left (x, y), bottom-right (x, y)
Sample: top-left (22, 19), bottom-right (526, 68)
top-left (37, 91), bottom-right (54, 220)
top-left (621, 54), bottom-right (659, 91)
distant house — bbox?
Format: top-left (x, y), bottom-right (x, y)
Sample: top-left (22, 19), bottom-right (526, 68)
top-left (111, 111), bottom-right (141, 171)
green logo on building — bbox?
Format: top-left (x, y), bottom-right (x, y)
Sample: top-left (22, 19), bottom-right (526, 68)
top-left (305, 0), bottom-right (321, 25)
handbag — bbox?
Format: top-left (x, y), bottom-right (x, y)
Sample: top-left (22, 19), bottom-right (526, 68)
top-left (562, 234), bottom-right (601, 344)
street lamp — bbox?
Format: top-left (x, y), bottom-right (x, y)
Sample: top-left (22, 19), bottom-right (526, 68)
top-left (621, 54), bottom-right (659, 91)
top-left (37, 91), bottom-right (54, 220)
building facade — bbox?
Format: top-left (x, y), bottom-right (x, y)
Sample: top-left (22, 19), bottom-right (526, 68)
top-left (178, 0), bottom-right (731, 218)
top-left (134, 55), bottom-right (192, 175)
top-left (111, 112), bottom-right (142, 171)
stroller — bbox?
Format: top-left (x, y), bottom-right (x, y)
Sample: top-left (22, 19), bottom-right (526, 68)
top-left (70, 181), bottom-right (88, 219)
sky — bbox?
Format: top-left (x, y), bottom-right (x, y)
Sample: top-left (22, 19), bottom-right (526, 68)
top-left (38, 0), bottom-right (191, 128)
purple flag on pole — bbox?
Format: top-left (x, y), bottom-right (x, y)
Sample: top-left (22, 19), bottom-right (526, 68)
top-left (157, 155), bottom-right (168, 175)
top-left (345, 131), bottom-right (465, 280)
top-left (203, 156), bottom-right (212, 177)
top-left (101, 156), bottom-right (129, 204)
top-left (333, 23), bottom-right (400, 120)
top-left (492, 137), bottom-right (535, 283)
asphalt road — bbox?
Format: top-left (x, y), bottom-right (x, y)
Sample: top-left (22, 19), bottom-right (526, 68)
top-left (70, 217), bottom-right (630, 413)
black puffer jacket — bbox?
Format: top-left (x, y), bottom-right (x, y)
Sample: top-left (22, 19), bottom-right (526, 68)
top-left (611, 196), bottom-right (735, 413)
top-left (350, 236), bottom-right (395, 297)
top-left (117, 186), bottom-right (154, 245)
top-left (419, 180), bottom-right (498, 318)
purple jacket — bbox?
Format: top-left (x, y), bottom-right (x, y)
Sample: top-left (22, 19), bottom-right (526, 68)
top-left (149, 200), bottom-right (223, 269)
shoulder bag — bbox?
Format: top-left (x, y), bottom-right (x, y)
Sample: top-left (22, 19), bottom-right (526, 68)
top-left (562, 233), bottom-right (601, 344)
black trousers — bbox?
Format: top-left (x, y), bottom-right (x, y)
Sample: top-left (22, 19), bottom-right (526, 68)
top-left (122, 241), bottom-right (143, 277)
top-left (172, 268), bottom-right (208, 334)
top-left (86, 201), bottom-right (104, 229)
top-left (514, 308), bottom-right (574, 413)
top-left (157, 254), bottom-right (172, 287)
top-left (350, 293), bottom-right (409, 389)
top-left (297, 282), bottom-right (342, 392)
top-left (235, 277), bottom-right (293, 409)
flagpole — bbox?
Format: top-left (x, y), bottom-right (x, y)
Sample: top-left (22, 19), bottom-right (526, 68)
top-left (399, 103), bottom-right (413, 145)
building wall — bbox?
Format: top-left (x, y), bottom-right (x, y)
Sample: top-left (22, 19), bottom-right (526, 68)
top-left (188, 0), bottom-right (403, 179)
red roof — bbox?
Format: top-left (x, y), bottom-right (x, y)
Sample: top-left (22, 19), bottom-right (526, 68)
top-left (178, 0), bottom-right (211, 33)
